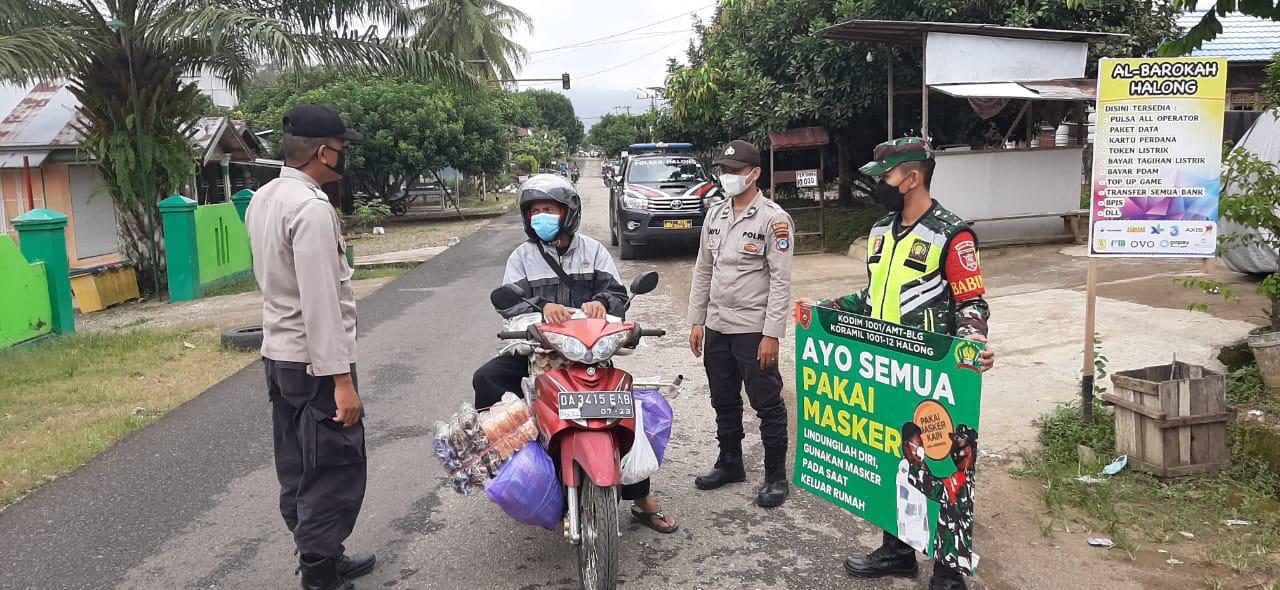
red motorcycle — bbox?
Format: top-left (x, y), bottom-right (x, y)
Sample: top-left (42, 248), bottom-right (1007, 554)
top-left (489, 272), bottom-right (664, 590)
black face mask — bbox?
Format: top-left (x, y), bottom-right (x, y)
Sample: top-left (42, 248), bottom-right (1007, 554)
top-left (315, 146), bottom-right (345, 177)
top-left (872, 178), bottom-right (905, 212)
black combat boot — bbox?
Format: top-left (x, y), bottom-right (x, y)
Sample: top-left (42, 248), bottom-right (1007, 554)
top-left (755, 445), bottom-right (789, 508)
top-left (694, 439), bottom-right (747, 490)
top-left (298, 556), bottom-right (353, 590)
top-left (337, 552), bottom-right (376, 580)
top-left (928, 560), bottom-right (967, 590)
top-left (843, 534), bottom-right (918, 579)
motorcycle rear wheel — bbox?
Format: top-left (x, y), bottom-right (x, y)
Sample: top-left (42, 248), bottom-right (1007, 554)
top-left (576, 478), bottom-right (619, 590)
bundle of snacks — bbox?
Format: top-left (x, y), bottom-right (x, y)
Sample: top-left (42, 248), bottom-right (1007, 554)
top-left (433, 393), bottom-right (538, 494)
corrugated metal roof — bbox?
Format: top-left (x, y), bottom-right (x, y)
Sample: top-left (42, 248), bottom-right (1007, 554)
top-left (768, 127), bottom-right (829, 150)
top-left (1176, 11), bottom-right (1280, 62)
top-left (0, 80), bottom-right (82, 148)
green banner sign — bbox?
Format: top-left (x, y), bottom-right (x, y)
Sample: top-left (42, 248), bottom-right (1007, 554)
top-left (793, 304), bottom-right (984, 575)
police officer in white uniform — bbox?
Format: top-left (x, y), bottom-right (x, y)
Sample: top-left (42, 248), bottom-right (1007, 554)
top-left (246, 104), bottom-right (375, 590)
top-left (688, 140), bottom-right (795, 508)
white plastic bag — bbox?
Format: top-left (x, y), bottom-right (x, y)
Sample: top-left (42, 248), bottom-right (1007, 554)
top-left (620, 403), bottom-right (659, 485)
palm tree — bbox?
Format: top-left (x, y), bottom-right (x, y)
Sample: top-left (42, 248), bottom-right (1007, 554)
top-left (403, 0), bottom-right (532, 81)
top-left (0, 0), bottom-right (465, 294)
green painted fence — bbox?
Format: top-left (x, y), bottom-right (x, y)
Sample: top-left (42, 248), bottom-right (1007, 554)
top-left (0, 235), bottom-right (53, 348)
top-left (194, 202), bottom-right (253, 290)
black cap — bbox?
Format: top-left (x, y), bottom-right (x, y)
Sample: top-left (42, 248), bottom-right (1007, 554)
top-left (282, 103), bottom-right (365, 143)
top-left (713, 139), bottom-right (760, 169)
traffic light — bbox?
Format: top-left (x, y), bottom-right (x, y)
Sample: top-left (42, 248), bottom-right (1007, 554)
top-left (562, 73), bottom-right (570, 90)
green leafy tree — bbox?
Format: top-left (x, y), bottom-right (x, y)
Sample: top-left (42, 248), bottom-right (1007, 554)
top-left (524, 89), bottom-right (586, 151)
top-left (247, 75), bottom-right (521, 200)
top-left (587, 113), bottom-right (647, 157)
top-left (401, 0), bottom-right (532, 81)
top-left (0, 0), bottom-right (464, 293)
top-left (666, 0), bottom-right (1179, 205)
top-left (513, 130), bottom-right (569, 170)
top-left (1218, 147), bottom-right (1280, 329)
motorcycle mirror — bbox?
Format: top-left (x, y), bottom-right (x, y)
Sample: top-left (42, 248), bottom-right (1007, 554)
top-left (490, 284), bottom-right (527, 310)
top-left (629, 272), bottom-right (659, 296)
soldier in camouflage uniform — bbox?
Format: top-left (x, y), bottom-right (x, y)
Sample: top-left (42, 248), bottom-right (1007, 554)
top-left (907, 425), bottom-right (979, 576)
top-left (799, 137), bottom-right (994, 590)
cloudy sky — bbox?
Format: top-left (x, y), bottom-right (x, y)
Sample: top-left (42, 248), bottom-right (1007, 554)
top-left (503, 1), bottom-right (718, 130)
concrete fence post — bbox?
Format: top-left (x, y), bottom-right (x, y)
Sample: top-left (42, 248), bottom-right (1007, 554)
top-left (12, 209), bottom-right (75, 335)
top-left (159, 194), bottom-right (199, 303)
top-left (231, 189), bottom-right (254, 223)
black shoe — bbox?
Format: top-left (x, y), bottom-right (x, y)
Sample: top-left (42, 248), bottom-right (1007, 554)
top-left (694, 440), bottom-right (746, 490)
top-left (929, 560), bottom-right (967, 590)
top-left (298, 557), bottom-right (354, 590)
top-left (929, 575), bottom-right (967, 590)
top-left (756, 445), bottom-right (789, 508)
top-left (843, 545), bottom-right (918, 579)
top-left (337, 552), bottom-right (376, 580)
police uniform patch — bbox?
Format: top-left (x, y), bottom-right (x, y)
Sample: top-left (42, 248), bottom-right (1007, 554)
top-left (743, 242), bottom-right (761, 254)
top-left (908, 240), bottom-right (930, 263)
top-left (772, 221), bottom-right (791, 252)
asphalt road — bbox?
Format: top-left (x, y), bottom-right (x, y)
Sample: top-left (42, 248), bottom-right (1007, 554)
top-left (0, 163), bottom-right (896, 590)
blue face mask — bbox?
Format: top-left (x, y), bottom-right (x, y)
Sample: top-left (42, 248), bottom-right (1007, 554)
top-left (530, 212), bottom-right (561, 242)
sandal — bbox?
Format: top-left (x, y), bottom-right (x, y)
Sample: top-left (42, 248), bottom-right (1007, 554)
top-left (630, 504), bottom-right (679, 534)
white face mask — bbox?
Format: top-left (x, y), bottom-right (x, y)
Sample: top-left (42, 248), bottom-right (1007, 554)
top-left (719, 171), bottom-right (752, 196)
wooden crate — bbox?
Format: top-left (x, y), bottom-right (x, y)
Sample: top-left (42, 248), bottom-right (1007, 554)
top-left (1102, 362), bottom-right (1234, 477)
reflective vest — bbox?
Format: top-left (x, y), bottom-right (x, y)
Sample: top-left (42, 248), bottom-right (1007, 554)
top-left (865, 203), bottom-right (971, 335)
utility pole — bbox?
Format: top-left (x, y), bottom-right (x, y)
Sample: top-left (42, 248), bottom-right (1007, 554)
top-left (636, 86), bottom-right (664, 140)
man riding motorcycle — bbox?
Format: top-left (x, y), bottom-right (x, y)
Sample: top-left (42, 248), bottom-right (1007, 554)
top-left (471, 174), bottom-right (678, 534)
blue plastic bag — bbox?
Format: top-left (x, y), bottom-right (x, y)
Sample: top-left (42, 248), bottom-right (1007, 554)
top-left (485, 442), bottom-right (563, 530)
top-left (633, 388), bottom-right (673, 464)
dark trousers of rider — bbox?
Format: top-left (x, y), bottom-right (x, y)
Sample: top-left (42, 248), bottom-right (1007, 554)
top-left (472, 355), bottom-right (650, 500)
top-left (702, 328), bottom-right (788, 449)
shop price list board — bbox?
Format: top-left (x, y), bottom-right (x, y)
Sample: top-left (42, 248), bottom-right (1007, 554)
top-left (1088, 57), bottom-right (1227, 258)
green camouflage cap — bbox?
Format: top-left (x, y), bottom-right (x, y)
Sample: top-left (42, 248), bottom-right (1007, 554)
top-left (859, 137), bottom-right (933, 176)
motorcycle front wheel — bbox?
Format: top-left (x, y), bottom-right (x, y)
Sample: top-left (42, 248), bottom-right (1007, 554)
top-left (576, 478), bottom-right (619, 590)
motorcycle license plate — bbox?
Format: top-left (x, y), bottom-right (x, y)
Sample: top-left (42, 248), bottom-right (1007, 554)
top-left (663, 219), bottom-right (693, 230)
top-left (558, 391), bottom-right (635, 420)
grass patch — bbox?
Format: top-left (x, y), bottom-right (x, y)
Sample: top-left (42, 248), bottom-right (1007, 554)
top-left (0, 326), bottom-right (257, 506)
top-left (1019, 367), bottom-right (1280, 581)
top-left (352, 263), bottom-right (416, 281)
top-left (778, 199), bottom-right (888, 253)
top-left (202, 278), bottom-right (259, 298)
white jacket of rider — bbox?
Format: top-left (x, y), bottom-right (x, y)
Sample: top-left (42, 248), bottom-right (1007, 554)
top-left (499, 233), bottom-right (630, 319)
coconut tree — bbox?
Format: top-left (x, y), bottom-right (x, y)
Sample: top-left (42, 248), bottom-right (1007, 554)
top-left (0, 0), bottom-right (465, 294)
top-left (402, 0), bottom-right (531, 81)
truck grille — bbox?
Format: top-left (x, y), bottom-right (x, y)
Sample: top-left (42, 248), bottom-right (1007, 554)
top-left (646, 198), bottom-right (701, 212)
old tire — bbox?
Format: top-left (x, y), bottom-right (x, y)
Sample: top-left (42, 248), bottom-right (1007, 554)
top-left (577, 480), bottom-right (619, 590)
top-left (609, 214), bottom-right (619, 246)
top-left (390, 201), bottom-right (408, 216)
top-left (221, 325), bottom-right (263, 351)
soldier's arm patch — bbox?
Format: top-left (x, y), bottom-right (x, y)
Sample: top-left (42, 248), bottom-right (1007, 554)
top-left (772, 221), bottom-right (792, 252)
top-left (945, 232), bottom-right (985, 301)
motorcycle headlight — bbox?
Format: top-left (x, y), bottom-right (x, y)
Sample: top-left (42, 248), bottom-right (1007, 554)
top-left (589, 331), bottom-right (633, 362)
top-left (621, 194), bottom-right (648, 209)
top-left (541, 332), bottom-right (590, 363)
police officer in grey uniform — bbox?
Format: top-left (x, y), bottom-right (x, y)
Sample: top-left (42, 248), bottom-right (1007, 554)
top-left (246, 104), bottom-right (375, 590)
top-left (688, 140), bottom-right (795, 508)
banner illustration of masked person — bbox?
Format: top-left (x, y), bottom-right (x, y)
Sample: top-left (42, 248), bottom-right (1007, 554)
top-left (906, 423), bottom-right (979, 575)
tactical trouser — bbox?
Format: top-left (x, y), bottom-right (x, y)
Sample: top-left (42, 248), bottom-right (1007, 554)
top-left (266, 358), bottom-right (367, 560)
top-left (702, 328), bottom-right (788, 449)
